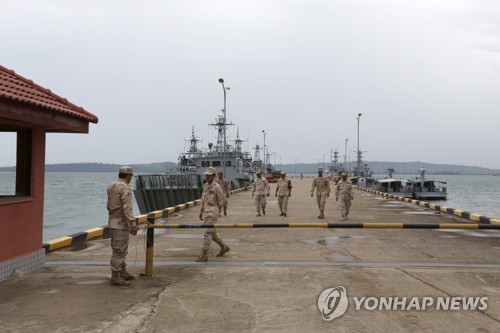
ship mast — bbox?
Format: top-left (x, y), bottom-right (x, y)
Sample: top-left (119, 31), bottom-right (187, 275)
top-left (234, 127), bottom-right (243, 155)
top-left (218, 78), bottom-right (228, 175)
top-left (188, 126), bottom-right (199, 155)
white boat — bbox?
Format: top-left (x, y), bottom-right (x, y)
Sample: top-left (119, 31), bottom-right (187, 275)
top-left (375, 178), bottom-right (413, 198)
top-left (409, 168), bottom-right (447, 200)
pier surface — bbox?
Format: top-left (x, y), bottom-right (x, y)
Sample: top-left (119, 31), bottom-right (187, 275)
top-left (1, 177), bottom-right (500, 332)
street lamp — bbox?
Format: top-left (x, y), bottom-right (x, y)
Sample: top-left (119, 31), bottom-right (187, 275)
top-left (344, 139), bottom-right (348, 174)
top-left (262, 130), bottom-right (266, 171)
top-left (356, 113), bottom-right (362, 182)
top-left (219, 78), bottom-right (227, 176)
top-left (292, 158), bottom-right (300, 176)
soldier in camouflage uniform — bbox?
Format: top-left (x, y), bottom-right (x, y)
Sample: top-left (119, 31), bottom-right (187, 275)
top-left (336, 171), bottom-right (354, 221)
top-left (275, 171), bottom-right (292, 217)
top-left (215, 170), bottom-right (230, 216)
top-left (252, 169), bottom-right (270, 217)
top-left (311, 167), bottom-right (331, 219)
top-left (196, 167), bottom-right (230, 262)
top-left (107, 166), bottom-right (138, 287)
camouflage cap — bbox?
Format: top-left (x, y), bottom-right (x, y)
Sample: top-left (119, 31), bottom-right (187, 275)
top-left (280, 171), bottom-right (286, 175)
top-left (341, 171), bottom-right (348, 176)
top-left (317, 167), bottom-right (323, 172)
top-left (119, 166), bottom-right (134, 174)
top-left (256, 169), bottom-right (262, 174)
top-left (204, 167), bottom-right (216, 175)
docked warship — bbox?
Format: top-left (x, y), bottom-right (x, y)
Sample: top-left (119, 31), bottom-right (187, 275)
top-left (327, 149), bottom-right (347, 183)
top-left (178, 116), bottom-right (254, 189)
top-left (133, 79), bottom-right (259, 214)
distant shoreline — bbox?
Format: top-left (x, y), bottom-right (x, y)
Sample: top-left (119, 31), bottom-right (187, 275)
top-left (0, 161), bottom-right (499, 175)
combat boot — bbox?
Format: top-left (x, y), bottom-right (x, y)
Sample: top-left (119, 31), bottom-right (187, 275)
top-left (224, 208), bottom-right (227, 216)
top-left (319, 211), bottom-right (325, 219)
top-left (110, 270), bottom-right (130, 287)
top-left (216, 244), bottom-right (230, 257)
top-left (263, 208), bottom-right (266, 215)
top-left (196, 249), bottom-right (208, 262)
top-left (120, 267), bottom-right (135, 281)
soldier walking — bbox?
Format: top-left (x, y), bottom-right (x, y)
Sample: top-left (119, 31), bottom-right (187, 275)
top-left (311, 167), bottom-right (330, 219)
top-left (336, 172), bottom-right (354, 221)
top-left (196, 167), bottom-right (230, 262)
top-left (252, 169), bottom-right (270, 217)
top-left (215, 170), bottom-right (229, 216)
top-left (275, 171), bottom-right (292, 217)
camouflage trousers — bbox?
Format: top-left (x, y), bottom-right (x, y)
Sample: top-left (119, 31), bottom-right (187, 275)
top-left (278, 195), bottom-right (289, 213)
top-left (338, 199), bottom-right (352, 218)
top-left (254, 194), bottom-right (267, 213)
top-left (202, 218), bottom-right (223, 251)
top-left (220, 196), bottom-right (228, 212)
top-left (316, 192), bottom-right (328, 211)
top-left (110, 228), bottom-right (130, 272)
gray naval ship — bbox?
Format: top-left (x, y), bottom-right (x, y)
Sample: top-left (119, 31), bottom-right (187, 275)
top-left (178, 114), bottom-right (254, 190)
top-left (133, 111), bottom-right (259, 214)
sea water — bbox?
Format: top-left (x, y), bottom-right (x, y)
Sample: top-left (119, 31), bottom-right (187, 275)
top-left (0, 172), bottom-right (139, 242)
top-left (0, 172), bottom-right (499, 242)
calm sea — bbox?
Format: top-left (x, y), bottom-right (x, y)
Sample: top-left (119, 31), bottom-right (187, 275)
top-left (0, 172), bottom-right (499, 242)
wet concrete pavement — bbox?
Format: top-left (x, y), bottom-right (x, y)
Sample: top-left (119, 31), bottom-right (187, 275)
top-left (1, 177), bottom-right (500, 332)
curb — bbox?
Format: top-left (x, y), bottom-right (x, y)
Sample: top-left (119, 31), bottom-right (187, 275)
top-left (42, 186), bottom-right (248, 253)
top-left (357, 187), bottom-right (500, 225)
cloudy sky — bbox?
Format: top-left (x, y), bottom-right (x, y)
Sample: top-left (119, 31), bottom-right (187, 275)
top-left (1, 0), bottom-right (499, 168)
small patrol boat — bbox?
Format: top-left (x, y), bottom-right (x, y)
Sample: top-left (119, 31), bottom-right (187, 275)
top-left (374, 169), bottom-right (413, 198)
top-left (409, 168), bottom-right (447, 200)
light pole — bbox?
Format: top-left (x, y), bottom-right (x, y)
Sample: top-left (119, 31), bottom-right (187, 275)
top-left (262, 130), bottom-right (266, 171)
top-left (292, 158), bottom-right (300, 176)
top-left (356, 113), bottom-right (362, 182)
top-left (344, 139), bottom-right (348, 174)
top-left (219, 78), bottom-right (227, 176)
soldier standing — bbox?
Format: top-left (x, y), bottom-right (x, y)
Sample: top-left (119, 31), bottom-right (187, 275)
top-left (197, 167), bottom-right (230, 262)
top-left (311, 167), bottom-right (330, 219)
top-left (252, 169), bottom-right (270, 216)
top-left (336, 172), bottom-right (354, 221)
top-left (275, 171), bottom-right (292, 217)
top-left (215, 170), bottom-right (230, 216)
top-left (107, 166), bottom-right (138, 287)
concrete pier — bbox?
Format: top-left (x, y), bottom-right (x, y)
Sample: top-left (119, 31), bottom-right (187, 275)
top-left (1, 177), bottom-right (500, 332)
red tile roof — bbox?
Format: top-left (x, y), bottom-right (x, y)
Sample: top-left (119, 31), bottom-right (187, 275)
top-left (0, 65), bottom-right (98, 124)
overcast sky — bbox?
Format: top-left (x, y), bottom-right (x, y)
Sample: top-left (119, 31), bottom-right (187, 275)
top-left (1, 0), bottom-right (499, 169)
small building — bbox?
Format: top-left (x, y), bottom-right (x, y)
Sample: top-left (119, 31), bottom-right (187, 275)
top-left (0, 65), bottom-right (98, 281)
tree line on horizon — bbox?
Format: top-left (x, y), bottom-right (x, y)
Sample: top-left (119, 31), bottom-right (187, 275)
top-left (0, 161), bottom-right (499, 175)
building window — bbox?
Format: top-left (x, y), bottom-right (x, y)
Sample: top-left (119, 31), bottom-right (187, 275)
top-left (0, 128), bottom-right (32, 198)
top-left (212, 161), bottom-right (221, 167)
top-left (201, 161), bottom-right (210, 167)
